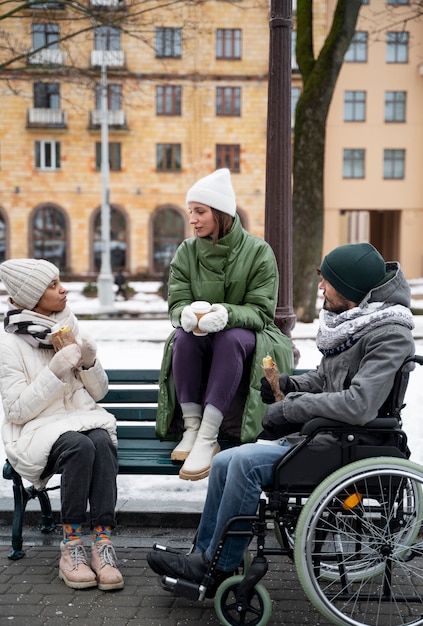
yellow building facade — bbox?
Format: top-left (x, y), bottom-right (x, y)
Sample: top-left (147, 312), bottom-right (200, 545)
top-left (0, 0), bottom-right (422, 279)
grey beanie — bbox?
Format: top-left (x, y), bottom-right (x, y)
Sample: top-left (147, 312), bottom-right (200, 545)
top-left (0, 258), bottom-right (60, 310)
top-left (186, 168), bottom-right (237, 217)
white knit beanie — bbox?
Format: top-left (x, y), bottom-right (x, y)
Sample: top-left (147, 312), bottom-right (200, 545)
top-left (0, 258), bottom-right (60, 310)
top-left (186, 168), bottom-right (237, 217)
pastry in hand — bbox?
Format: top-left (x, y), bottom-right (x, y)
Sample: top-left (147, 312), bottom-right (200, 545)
top-left (51, 324), bottom-right (77, 352)
top-left (262, 355), bottom-right (285, 401)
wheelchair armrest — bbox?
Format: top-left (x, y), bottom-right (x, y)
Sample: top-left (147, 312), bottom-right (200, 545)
top-left (300, 416), bottom-right (399, 436)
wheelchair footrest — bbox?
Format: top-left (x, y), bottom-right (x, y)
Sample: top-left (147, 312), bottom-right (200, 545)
top-left (160, 575), bottom-right (208, 601)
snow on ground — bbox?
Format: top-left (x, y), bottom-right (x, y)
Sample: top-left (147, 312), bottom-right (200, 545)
top-left (0, 280), bottom-right (422, 505)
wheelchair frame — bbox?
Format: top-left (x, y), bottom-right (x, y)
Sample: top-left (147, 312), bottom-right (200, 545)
top-left (154, 355), bottom-right (423, 626)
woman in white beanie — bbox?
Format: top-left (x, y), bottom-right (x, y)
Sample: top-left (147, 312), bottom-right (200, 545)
top-left (0, 259), bottom-right (123, 591)
top-left (156, 169), bottom-right (293, 480)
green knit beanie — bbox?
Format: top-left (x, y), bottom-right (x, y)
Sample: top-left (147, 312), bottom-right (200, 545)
top-left (320, 243), bottom-right (386, 303)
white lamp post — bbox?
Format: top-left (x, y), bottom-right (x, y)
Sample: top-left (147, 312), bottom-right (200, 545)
top-left (97, 56), bottom-right (115, 309)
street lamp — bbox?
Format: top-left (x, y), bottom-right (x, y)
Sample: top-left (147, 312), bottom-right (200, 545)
top-left (96, 56), bottom-right (115, 310)
top-left (265, 0), bottom-right (295, 336)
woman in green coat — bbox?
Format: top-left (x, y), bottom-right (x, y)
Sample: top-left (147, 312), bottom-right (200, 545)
top-left (156, 169), bottom-right (293, 481)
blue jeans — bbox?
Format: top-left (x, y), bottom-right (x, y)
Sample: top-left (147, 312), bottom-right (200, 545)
top-left (41, 429), bottom-right (118, 528)
top-left (195, 441), bottom-right (291, 571)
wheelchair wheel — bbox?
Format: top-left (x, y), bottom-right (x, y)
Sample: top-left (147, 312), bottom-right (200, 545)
top-left (214, 574), bottom-right (272, 626)
top-left (294, 456), bottom-right (423, 626)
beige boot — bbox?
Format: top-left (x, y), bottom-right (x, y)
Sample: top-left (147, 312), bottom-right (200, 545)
top-left (91, 540), bottom-right (124, 591)
top-left (171, 416), bottom-right (201, 461)
top-left (59, 540), bottom-right (97, 589)
top-left (179, 404), bottom-right (223, 481)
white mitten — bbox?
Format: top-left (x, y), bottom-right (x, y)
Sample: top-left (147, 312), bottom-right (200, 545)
top-left (198, 303), bottom-right (228, 333)
top-left (49, 344), bottom-right (82, 379)
top-left (78, 336), bottom-right (97, 369)
top-left (180, 305), bottom-right (198, 333)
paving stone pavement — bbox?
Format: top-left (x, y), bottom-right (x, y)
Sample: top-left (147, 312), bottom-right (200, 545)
top-left (0, 523), bottom-right (333, 626)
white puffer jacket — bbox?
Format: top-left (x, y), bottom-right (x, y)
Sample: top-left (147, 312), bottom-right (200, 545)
top-left (0, 328), bottom-right (116, 488)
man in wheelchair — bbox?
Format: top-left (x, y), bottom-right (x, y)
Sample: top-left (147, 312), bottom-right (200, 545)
top-left (147, 242), bottom-right (415, 592)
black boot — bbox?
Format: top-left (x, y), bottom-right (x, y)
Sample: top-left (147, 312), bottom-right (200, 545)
top-left (147, 550), bottom-right (209, 583)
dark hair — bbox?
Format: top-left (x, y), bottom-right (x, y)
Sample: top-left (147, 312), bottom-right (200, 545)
top-left (210, 209), bottom-right (234, 244)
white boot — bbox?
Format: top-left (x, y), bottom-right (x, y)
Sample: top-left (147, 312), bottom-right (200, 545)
top-left (179, 404), bottom-right (223, 481)
top-left (171, 416), bottom-right (201, 461)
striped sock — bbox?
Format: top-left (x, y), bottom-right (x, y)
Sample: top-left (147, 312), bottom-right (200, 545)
top-left (62, 523), bottom-right (82, 544)
top-left (92, 525), bottom-right (112, 543)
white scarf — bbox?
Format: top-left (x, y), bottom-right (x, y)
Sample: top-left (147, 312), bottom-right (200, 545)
top-left (316, 302), bottom-right (414, 356)
top-left (4, 304), bottom-right (79, 349)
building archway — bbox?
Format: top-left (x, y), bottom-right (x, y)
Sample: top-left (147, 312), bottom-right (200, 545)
top-left (92, 205), bottom-right (128, 272)
top-left (151, 206), bottom-right (186, 275)
top-left (30, 204), bottom-right (68, 270)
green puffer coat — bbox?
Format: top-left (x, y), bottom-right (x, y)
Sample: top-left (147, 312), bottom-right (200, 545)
top-left (156, 215), bottom-right (293, 443)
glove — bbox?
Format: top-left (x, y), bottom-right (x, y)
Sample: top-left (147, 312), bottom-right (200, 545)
top-left (198, 303), bottom-right (228, 333)
top-left (181, 305), bottom-right (198, 333)
top-left (261, 401), bottom-right (300, 438)
top-left (78, 336), bottom-right (97, 369)
top-left (49, 344), bottom-right (82, 379)
top-left (260, 373), bottom-right (295, 404)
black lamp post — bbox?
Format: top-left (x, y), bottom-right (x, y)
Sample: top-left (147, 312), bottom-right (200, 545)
top-left (265, 0), bottom-right (296, 336)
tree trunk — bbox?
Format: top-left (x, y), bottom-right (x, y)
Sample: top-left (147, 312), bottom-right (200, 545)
top-left (292, 0), bottom-right (362, 322)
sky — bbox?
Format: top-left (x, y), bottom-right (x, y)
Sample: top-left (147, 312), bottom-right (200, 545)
top-left (0, 279), bottom-right (422, 506)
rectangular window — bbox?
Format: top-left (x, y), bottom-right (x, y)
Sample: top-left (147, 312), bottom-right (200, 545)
top-left (386, 32), bottom-right (409, 63)
top-left (344, 31), bottom-right (368, 62)
top-left (216, 29), bottom-right (242, 60)
top-left (343, 149), bottom-right (365, 178)
top-left (156, 86), bottom-right (182, 115)
top-left (291, 30), bottom-right (298, 70)
top-left (344, 91), bottom-right (366, 121)
top-left (32, 23), bottom-right (60, 50)
top-left (95, 84), bottom-right (122, 110)
top-left (385, 91), bottom-right (406, 122)
top-left (387, 0), bottom-right (409, 4)
top-left (156, 143), bottom-right (181, 171)
top-left (216, 87), bottom-right (241, 116)
top-left (34, 82), bottom-right (60, 108)
top-left (35, 140), bottom-right (61, 170)
top-left (383, 149), bottom-right (405, 179)
top-left (155, 28), bottom-right (182, 58)
top-left (216, 144), bottom-right (240, 172)
top-left (95, 142), bottom-right (122, 171)
top-left (94, 26), bottom-right (121, 50)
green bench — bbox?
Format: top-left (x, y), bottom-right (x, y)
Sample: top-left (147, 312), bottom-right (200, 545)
top-left (2, 366), bottom-right (306, 560)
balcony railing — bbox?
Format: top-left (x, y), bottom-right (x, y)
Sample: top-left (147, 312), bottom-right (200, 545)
top-left (90, 109), bottom-right (127, 128)
top-left (28, 49), bottom-right (64, 65)
top-left (91, 0), bottom-right (125, 7)
top-left (91, 50), bottom-right (125, 67)
top-left (27, 108), bottom-right (67, 128)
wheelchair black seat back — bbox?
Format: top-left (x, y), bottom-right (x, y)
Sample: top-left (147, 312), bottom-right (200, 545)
top-left (153, 355), bottom-right (423, 626)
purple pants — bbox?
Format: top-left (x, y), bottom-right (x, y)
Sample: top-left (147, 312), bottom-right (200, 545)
top-left (172, 327), bottom-right (256, 415)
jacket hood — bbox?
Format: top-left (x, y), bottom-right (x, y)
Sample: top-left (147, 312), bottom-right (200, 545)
top-left (363, 262), bottom-right (411, 308)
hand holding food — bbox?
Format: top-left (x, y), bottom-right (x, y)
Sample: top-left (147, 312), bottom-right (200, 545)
top-left (51, 324), bottom-right (77, 352)
top-left (262, 355), bottom-right (285, 402)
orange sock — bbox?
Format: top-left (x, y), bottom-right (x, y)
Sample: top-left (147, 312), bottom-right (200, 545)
top-left (92, 525), bottom-right (112, 543)
top-left (62, 523), bottom-right (82, 543)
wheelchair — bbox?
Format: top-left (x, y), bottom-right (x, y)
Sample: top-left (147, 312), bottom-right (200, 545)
top-left (152, 354), bottom-right (423, 626)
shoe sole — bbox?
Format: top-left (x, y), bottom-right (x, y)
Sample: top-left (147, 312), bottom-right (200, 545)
top-left (178, 445), bottom-right (221, 481)
top-left (59, 570), bottom-right (97, 589)
top-left (170, 450), bottom-right (189, 461)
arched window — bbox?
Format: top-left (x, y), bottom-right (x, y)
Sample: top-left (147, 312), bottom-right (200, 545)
top-left (152, 207), bottom-right (185, 274)
top-left (93, 206), bottom-right (127, 271)
top-left (32, 204), bottom-right (67, 269)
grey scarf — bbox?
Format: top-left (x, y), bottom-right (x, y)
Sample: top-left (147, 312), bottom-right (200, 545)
top-left (316, 302), bottom-right (414, 356)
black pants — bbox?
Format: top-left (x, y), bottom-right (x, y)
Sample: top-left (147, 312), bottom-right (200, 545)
top-left (41, 429), bottom-right (118, 528)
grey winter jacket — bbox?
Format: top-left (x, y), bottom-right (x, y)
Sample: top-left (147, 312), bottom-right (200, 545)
top-left (280, 262), bottom-right (415, 428)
